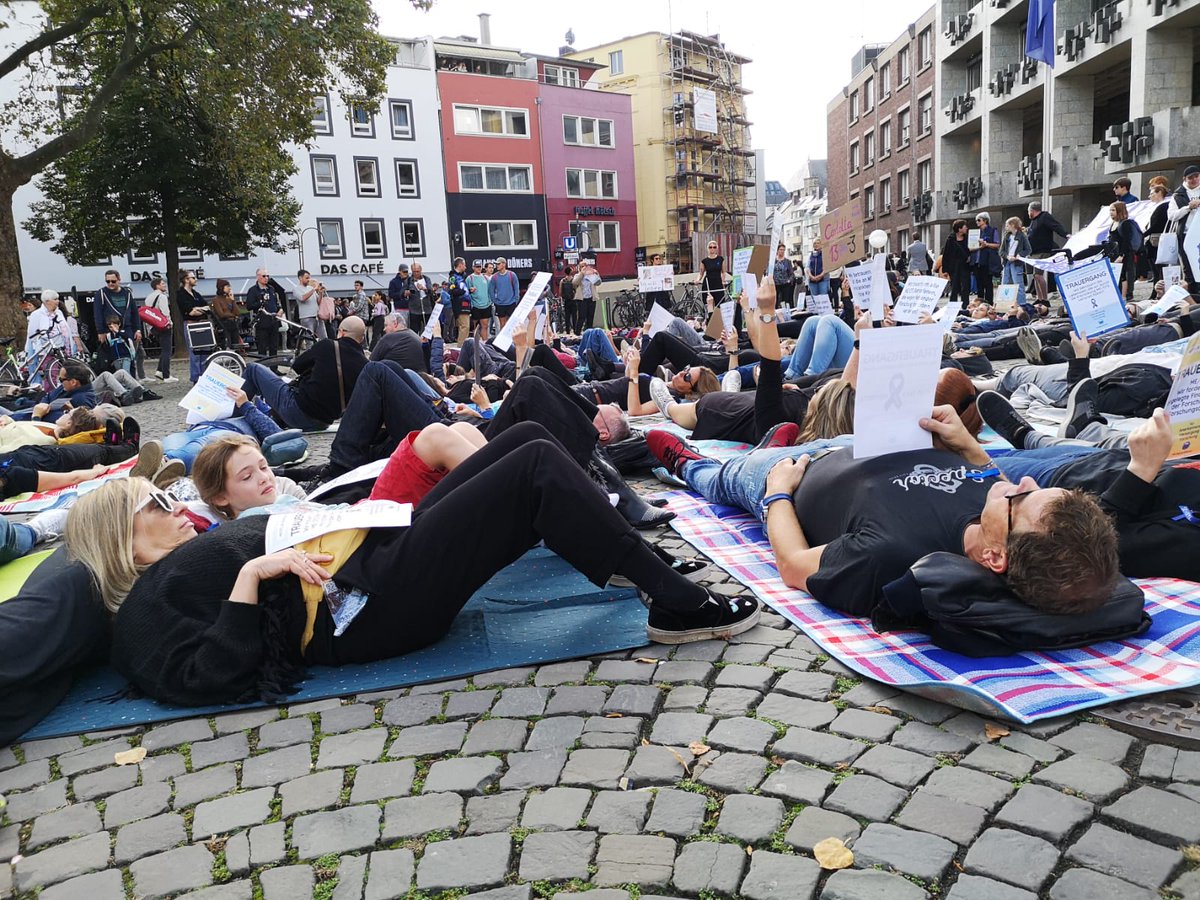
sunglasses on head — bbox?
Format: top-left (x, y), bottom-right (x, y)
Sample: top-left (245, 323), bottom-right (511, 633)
top-left (134, 487), bottom-right (173, 515)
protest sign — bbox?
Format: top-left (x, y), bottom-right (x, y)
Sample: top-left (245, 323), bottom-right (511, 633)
top-left (1165, 332), bottom-right (1200, 459)
top-left (867, 253), bottom-right (892, 320)
top-left (767, 218), bottom-right (784, 276)
top-left (421, 302), bottom-right (444, 339)
top-left (818, 200), bottom-right (864, 268)
top-left (1165, 265), bottom-right (1183, 287)
top-left (1186, 209), bottom-right (1200, 286)
top-left (842, 264), bottom-right (873, 304)
top-left (719, 300), bottom-right (736, 333)
top-left (808, 292), bottom-right (834, 316)
top-left (265, 499), bottom-right (412, 553)
top-left (892, 275), bottom-right (947, 324)
top-left (731, 245), bottom-right (770, 296)
top-left (935, 302), bottom-right (959, 332)
top-left (179, 360), bottom-right (244, 421)
top-left (1056, 258), bottom-right (1130, 339)
top-left (493, 272), bottom-right (553, 351)
top-left (1144, 284), bottom-right (1192, 319)
top-left (741, 274), bottom-right (758, 308)
top-left (638, 265), bottom-right (675, 293)
top-left (967, 229), bottom-right (981, 251)
top-left (995, 284), bottom-right (1019, 313)
top-left (645, 302), bottom-right (674, 337)
top-left (853, 324), bottom-right (943, 459)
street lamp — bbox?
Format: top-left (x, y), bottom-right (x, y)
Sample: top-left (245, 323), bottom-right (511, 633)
top-left (295, 226), bottom-right (319, 273)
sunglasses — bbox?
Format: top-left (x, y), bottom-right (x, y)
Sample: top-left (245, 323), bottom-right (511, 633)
top-left (134, 487), bottom-right (174, 515)
top-left (681, 369), bottom-right (694, 384)
top-left (105, 279), bottom-right (119, 284)
top-left (1006, 488), bottom-right (1037, 535)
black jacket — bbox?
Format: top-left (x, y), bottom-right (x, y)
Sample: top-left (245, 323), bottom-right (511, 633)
top-left (1028, 211), bottom-right (1069, 253)
top-left (292, 336), bottom-right (368, 424)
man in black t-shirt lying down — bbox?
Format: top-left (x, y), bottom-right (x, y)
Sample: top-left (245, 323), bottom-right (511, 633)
top-left (758, 405), bottom-right (1122, 618)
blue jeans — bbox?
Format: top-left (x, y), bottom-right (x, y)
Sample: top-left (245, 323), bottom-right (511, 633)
top-left (162, 419), bottom-right (258, 472)
top-left (328, 360), bottom-right (440, 475)
top-left (0, 518), bottom-right (36, 566)
top-left (404, 370), bottom-right (439, 401)
top-left (785, 315), bottom-right (855, 379)
top-left (683, 436), bottom-right (854, 520)
top-left (994, 446), bottom-right (1106, 485)
top-left (577, 329), bottom-right (619, 365)
top-left (241, 364), bottom-right (329, 432)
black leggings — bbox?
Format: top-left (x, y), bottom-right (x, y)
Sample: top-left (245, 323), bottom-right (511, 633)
top-left (484, 368), bottom-right (599, 468)
top-left (0, 443), bottom-right (135, 472)
top-left (949, 266), bottom-right (973, 309)
top-left (317, 422), bottom-right (643, 664)
top-left (638, 331), bottom-right (761, 376)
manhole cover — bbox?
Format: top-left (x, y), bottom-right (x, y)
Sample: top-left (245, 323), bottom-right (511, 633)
top-left (1093, 688), bottom-right (1200, 748)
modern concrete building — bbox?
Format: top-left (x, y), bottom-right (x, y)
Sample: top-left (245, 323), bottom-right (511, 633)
top-left (567, 30), bottom-right (758, 273)
top-left (827, 8), bottom-right (940, 255)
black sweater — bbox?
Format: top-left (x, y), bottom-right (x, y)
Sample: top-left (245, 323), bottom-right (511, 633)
top-left (292, 336), bottom-right (368, 425)
top-left (111, 518), bottom-right (311, 706)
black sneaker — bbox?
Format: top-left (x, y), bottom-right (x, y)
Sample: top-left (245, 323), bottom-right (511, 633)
top-left (646, 590), bottom-right (761, 644)
top-left (141, 389), bottom-right (163, 401)
top-left (976, 391), bottom-right (1033, 449)
top-left (1060, 378), bottom-right (1106, 438)
top-left (1015, 327), bottom-right (1042, 364)
top-left (121, 415), bottom-right (141, 448)
top-left (609, 545), bottom-right (712, 590)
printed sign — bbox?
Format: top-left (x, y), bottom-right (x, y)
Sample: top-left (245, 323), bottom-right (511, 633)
top-left (422, 302), bottom-right (445, 339)
top-left (179, 361), bottom-right (244, 421)
top-left (892, 275), bottom-right (947, 324)
top-left (818, 200), bottom-right (864, 267)
top-left (968, 229), bottom-right (981, 251)
top-left (493, 272), bottom-right (553, 351)
top-left (995, 284), bottom-right (1020, 313)
top-left (265, 500), bottom-right (412, 553)
top-left (1144, 284), bottom-right (1192, 319)
top-left (638, 265), bottom-right (675, 293)
top-left (1165, 265), bottom-right (1183, 287)
top-left (853, 324), bottom-right (944, 459)
top-left (1166, 332), bottom-right (1200, 459)
top-left (1056, 258), bottom-right (1131, 339)
top-left (693, 87), bottom-right (718, 134)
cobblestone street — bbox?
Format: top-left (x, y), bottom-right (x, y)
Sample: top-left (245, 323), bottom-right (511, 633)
top-left (2, 377), bottom-right (1198, 900)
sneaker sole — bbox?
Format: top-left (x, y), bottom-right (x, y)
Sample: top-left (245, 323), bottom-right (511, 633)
top-left (646, 606), bottom-right (761, 644)
top-left (1017, 330), bottom-right (1042, 364)
top-left (1059, 380), bottom-right (1091, 438)
top-left (129, 442), bottom-right (164, 480)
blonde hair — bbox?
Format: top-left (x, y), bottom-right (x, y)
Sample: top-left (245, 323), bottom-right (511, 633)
top-left (192, 434), bottom-right (263, 520)
top-left (798, 380), bottom-right (855, 443)
top-left (67, 477), bottom-right (151, 614)
top-left (1005, 217), bottom-right (1024, 232)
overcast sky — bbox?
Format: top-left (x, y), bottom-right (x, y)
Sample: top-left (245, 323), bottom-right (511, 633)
top-left (376, 0), bottom-right (931, 187)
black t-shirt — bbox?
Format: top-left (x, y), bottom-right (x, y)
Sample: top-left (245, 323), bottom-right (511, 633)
top-left (701, 256), bottom-right (725, 293)
top-left (573, 375), bottom-right (652, 410)
top-left (370, 330), bottom-right (426, 373)
top-left (793, 448), bottom-right (1000, 615)
top-left (0, 465), bottom-right (38, 499)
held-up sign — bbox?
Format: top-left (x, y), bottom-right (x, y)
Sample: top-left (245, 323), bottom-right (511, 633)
top-left (995, 283), bottom-right (1019, 313)
top-left (731, 245), bottom-right (770, 297)
top-left (1165, 265), bottom-right (1183, 287)
top-left (892, 275), bottom-right (947, 324)
top-left (818, 200), bottom-right (864, 268)
top-left (1144, 284), bottom-right (1192, 319)
top-left (1166, 332), bottom-right (1200, 459)
top-left (1057, 258), bottom-right (1130, 339)
top-left (638, 265), bottom-right (675, 293)
top-left (421, 303), bottom-right (444, 339)
top-left (852, 324), bottom-right (944, 459)
top-left (493, 272), bottom-right (553, 351)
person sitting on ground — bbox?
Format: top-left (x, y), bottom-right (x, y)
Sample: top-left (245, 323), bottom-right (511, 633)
top-left (3, 364), bottom-right (97, 424)
top-left (241, 316), bottom-right (369, 431)
top-left (371, 313), bottom-right (426, 373)
top-left (68, 425), bottom-right (762, 707)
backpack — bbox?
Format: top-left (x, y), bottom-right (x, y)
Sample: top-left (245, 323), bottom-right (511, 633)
top-left (1126, 219), bottom-right (1144, 253)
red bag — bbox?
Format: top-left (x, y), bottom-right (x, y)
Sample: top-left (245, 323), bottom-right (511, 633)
top-left (138, 305), bottom-right (170, 331)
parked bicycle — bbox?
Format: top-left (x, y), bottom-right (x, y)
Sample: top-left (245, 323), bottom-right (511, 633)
top-left (0, 329), bottom-right (90, 391)
top-left (257, 319), bottom-right (319, 377)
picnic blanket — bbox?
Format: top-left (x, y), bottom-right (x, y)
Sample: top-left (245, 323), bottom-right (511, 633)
top-left (664, 490), bottom-right (1200, 723)
top-left (0, 456), bottom-right (139, 515)
top-left (19, 548), bottom-right (649, 741)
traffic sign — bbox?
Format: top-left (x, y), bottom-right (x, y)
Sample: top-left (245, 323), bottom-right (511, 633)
top-left (563, 236), bottom-right (577, 251)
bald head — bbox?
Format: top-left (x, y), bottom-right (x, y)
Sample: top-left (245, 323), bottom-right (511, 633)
top-left (338, 316), bottom-right (366, 343)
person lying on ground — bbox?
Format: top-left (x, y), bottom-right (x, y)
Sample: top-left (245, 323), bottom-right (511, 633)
top-left (1, 365), bottom-right (96, 423)
top-left (0, 407), bottom-right (103, 452)
top-left (638, 329), bottom-right (760, 381)
top-left (69, 426), bottom-right (762, 706)
top-left (159, 387), bottom-right (308, 472)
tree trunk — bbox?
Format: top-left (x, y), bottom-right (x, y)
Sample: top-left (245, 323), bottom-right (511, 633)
top-left (161, 196), bottom-right (183, 358)
top-left (0, 182), bottom-right (27, 341)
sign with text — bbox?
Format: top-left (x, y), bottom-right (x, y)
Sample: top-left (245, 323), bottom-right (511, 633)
top-left (892, 275), bottom-right (947, 324)
top-left (1057, 258), bottom-right (1130, 339)
top-left (853, 324), bottom-right (943, 459)
top-left (731, 244), bottom-right (770, 297)
top-left (1166, 332), bottom-right (1200, 459)
top-left (693, 88), bottom-right (718, 134)
top-left (638, 265), bottom-right (675, 293)
top-left (818, 200), bottom-right (864, 268)
top-left (493, 272), bottom-right (553, 351)
top-left (967, 229), bottom-right (981, 251)
top-left (1165, 265), bottom-right (1183, 287)
top-left (842, 264), bottom-right (873, 307)
top-left (995, 283), bottom-right (1019, 313)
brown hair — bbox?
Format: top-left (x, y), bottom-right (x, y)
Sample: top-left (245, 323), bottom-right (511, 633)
top-left (1111, 201), bottom-right (1129, 221)
top-left (1005, 490), bottom-right (1120, 614)
top-left (192, 434), bottom-right (262, 520)
top-left (798, 380), bottom-right (855, 442)
top-left (952, 218), bottom-right (968, 234)
top-left (934, 368), bottom-right (981, 438)
top-left (58, 406), bottom-right (100, 438)
top-left (1149, 175), bottom-right (1169, 190)
top-left (688, 369), bottom-right (721, 399)
top-left (215, 278), bottom-right (231, 295)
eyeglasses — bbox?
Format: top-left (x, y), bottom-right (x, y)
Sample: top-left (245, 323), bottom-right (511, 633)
top-left (105, 279), bottom-right (118, 284)
top-left (134, 487), bottom-right (174, 515)
top-left (681, 369), bottom-right (694, 384)
top-left (1005, 488), bottom-right (1037, 536)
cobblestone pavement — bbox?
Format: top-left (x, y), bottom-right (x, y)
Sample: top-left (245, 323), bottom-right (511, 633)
top-left (3, 373), bottom-right (1199, 900)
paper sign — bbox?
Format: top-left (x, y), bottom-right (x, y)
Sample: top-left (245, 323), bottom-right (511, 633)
top-left (731, 246), bottom-right (754, 278)
top-left (493, 272), bottom-right (553, 351)
top-left (731, 245), bottom-right (770, 297)
top-left (819, 199), bottom-right (864, 267)
top-left (1166, 332), bottom-right (1200, 458)
top-left (645, 302), bottom-right (675, 337)
top-left (265, 499), bottom-right (412, 553)
top-left (1144, 284), bottom-right (1192, 319)
top-left (693, 87), bottom-right (718, 133)
top-left (968, 229), bottom-right (981, 251)
top-left (719, 300), bottom-right (736, 333)
top-left (638, 265), bottom-right (675, 293)
top-left (867, 253), bottom-right (892, 320)
top-left (1056, 258), bottom-right (1131, 339)
top-left (1165, 265), bottom-right (1183, 287)
top-left (842, 264), bottom-right (873, 304)
top-left (767, 221), bottom-right (784, 277)
top-left (421, 302), bottom-right (445, 339)
top-left (995, 284), bottom-right (1019, 313)
top-left (809, 293), bottom-right (834, 316)
top-left (852, 324), bottom-right (944, 459)
top-left (1186, 207), bottom-right (1200, 287)
top-left (794, 291), bottom-right (806, 312)
top-left (935, 302), bottom-right (959, 332)
top-left (306, 459), bottom-right (389, 501)
top-left (742, 273), bottom-right (758, 309)
top-left (178, 361), bottom-right (245, 420)
top-left (892, 275), bottom-right (947, 324)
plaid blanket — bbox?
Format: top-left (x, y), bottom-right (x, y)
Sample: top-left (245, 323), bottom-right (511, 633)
top-left (0, 456), bottom-right (139, 515)
top-left (665, 490), bottom-right (1200, 723)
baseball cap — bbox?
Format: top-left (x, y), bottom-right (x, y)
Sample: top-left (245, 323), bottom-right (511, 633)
top-left (1186, 165), bottom-right (1200, 177)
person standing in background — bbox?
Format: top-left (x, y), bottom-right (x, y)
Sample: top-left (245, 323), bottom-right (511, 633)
top-left (574, 262), bottom-right (602, 331)
top-left (488, 257), bottom-right (520, 331)
top-left (772, 244), bottom-right (795, 309)
top-left (559, 265), bottom-right (578, 335)
top-left (467, 260), bottom-right (493, 340)
top-left (969, 212), bottom-right (1000, 305)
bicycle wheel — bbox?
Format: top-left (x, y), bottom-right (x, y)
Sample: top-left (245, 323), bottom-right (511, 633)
top-left (46, 355), bottom-right (91, 386)
top-left (673, 297), bottom-right (705, 322)
top-left (611, 299), bottom-right (640, 330)
top-left (0, 359), bottom-right (21, 385)
top-left (206, 351), bottom-right (245, 378)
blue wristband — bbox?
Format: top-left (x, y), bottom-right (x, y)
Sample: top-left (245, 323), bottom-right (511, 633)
top-left (760, 492), bottom-right (794, 519)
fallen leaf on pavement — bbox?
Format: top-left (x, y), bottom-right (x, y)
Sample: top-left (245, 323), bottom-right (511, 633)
top-left (688, 741), bottom-right (711, 756)
top-left (862, 706), bottom-right (893, 715)
top-left (114, 747), bottom-right (146, 766)
top-left (605, 713), bottom-right (624, 718)
top-left (813, 837), bottom-right (854, 870)
top-left (984, 723), bottom-right (1010, 741)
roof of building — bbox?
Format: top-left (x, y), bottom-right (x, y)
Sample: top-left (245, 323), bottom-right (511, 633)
top-left (433, 39), bottom-right (528, 64)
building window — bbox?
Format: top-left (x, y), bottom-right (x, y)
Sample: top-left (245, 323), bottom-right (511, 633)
top-left (879, 63), bottom-right (891, 99)
top-left (360, 219), bottom-right (386, 258)
top-left (898, 47), bottom-right (910, 84)
top-left (545, 64), bottom-right (580, 86)
top-left (310, 155), bottom-right (339, 196)
top-left (864, 186), bottom-right (876, 218)
top-left (388, 100), bottom-right (414, 139)
top-left (349, 102), bottom-right (375, 138)
top-left (463, 220), bottom-right (537, 250)
top-left (918, 27), bottom-right (932, 69)
top-left (897, 228), bottom-right (909, 249)
top-left (312, 95), bottom-right (332, 135)
top-left (609, 50), bottom-right (624, 75)
top-left (898, 108), bottom-right (911, 145)
top-left (918, 160), bottom-right (932, 192)
top-left (966, 58), bottom-right (983, 93)
top-left (453, 104), bottom-right (529, 137)
top-left (563, 115), bottom-right (614, 147)
top-left (849, 90), bottom-right (859, 122)
top-left (317, 219), bottom-right (345, 259)
top-left (918, 94), bottom-right (933, 134)
top-left (400, 219), bottom-right (425, 257)
top-left (880, 120), bottom-right (892, 157)
top-left (899, 169), bottom-right (911, 204)
top-left (354, 157), bottom-right (380, 197)
top-left (850, 141), bottom-right (860, 173)
top-left (864, 131), bottom-right (875, 167)
top-left (879, 177), bottom-right (891, 212)
top-left (566, 168), bottom-right (617, 199)
top-left (126, 218), bottom-right (157, 265)
top-left (458, 163), bottom-right (532, 193)
top-left (571, 220), bottom-right (620, 252)
top-left (864, 77), bottom-right (875, 111)
top-left (394, 159), bottom-right (419, 198)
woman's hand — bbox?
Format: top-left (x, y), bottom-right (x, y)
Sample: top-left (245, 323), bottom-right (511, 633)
top-left (766, 455), bottom-right (811, 496)
top-left (227, 387), bottom-right (249, 407)
top-left (854, 311), bottom-right (873, 336)
top-left (722, 328), bottom-right (739, 354)
top-left (245, 549), bottom-right (333, 587)
top-left (454, 404), bottom-right (482, 418)
top-left (1127, 408), bottom-right (1172, 483)
top-left (917, 312), bottom-right (935, 326)
top-left (470, 384), bottom-right (490, 408)
top-left (756, 276), bottom-right (777, 313)
top-left (1069, 330), bottom-right (1090, 359)
top-left (624, 347), bottom-right (640, 376)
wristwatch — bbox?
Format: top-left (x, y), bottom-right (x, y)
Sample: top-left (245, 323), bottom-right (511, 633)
top-left (760, 492), bottom-right (793, 520)
top-left (757, 313), bottom-right (775, 324)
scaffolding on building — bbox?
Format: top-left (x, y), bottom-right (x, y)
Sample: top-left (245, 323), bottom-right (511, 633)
top-left (662, 30), bottom-right (759, 273)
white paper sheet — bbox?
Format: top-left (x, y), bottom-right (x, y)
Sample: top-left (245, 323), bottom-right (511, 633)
top-left (1056, 258), bottom-right (1131, 339)
top-left (809, 293), bottom-right (834, 316)
top-left (178, 361), bottom-right (245, 421)
top-left (305, 459), bottom-right (389, 502)
top-left (1144, 284), bottom-right (1192, 319)
top-left (892, 275), bottom-right (946, 324)
top-left (265, 499), bottom-right (412, 553)
top-left (421, 302), bottom-right (445, 339)
top-left (719, 300), bottom-right (736, 333)
top-left (645, 303), bottom-right (675, 337)
top-left (1186, 208), bottom-right (1200, 284)
top-left (742, 273), bottom-right (758, 309)
top-left (995, 284), bottom-right (1019, 313)
top-left (1165, 265), bottom-right (1183, 287)
top-left (637, 265), bottom-right (675, 293)
top-left (934, 302), bottom-right (959, 332)
top-left (852, 324), bottom-right (943, 459)
top-left (968, 229), bottom-right (981, 251)
top-left (843, 265), bottom-right (873, 305)
top-left (867, 253), bottom-right (892, 319)
top-left (493, 272), bottom-right (553, 352)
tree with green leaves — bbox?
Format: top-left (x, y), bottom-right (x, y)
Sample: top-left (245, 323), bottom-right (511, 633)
top-left (0, 0), bottom-right (403, 338)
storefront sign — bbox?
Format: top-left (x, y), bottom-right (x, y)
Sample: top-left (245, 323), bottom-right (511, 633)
top-left (572, 206), bottom-right (615, 217)
top-left (469, 257), bottom-right (535, 270)
top-left (319, 262), bottom-right (388, 275)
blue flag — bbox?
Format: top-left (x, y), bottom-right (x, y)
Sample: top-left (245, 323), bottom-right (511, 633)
top-left (1025, 0), bottom-right (1056, 68)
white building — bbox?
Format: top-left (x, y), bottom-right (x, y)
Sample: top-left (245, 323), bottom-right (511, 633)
top-left (8, 27), bottom-right (451, 299)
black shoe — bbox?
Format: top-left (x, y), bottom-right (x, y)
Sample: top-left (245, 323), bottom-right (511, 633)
top-left (586, 348), bottom-right (614, 381)
top-left (976, 391), bottom-right (1033, 449)
top-left (104, 417), bottom-right (122, 446)
top-left (646, 590), bottom-right (761, 644)
top-left (590, 447), bottom-right (676, 530)
top-left (141, 389), bottom-right (163, 401)
top-left (648, 498), bottom-right (669, 508)
top-left (1038, 346), bottom-right (1066, 365)
top-left (276, 463), bottom-right (328, 481)
top-left (1060, 378), bottom-right (1106, 439)
top-left (120, 415), bottom-right (141, 448)
top-left (609, 544), bottom-right (712, 590)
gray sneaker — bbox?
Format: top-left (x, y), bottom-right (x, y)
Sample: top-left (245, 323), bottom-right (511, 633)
top-left (648, 377), bottom-right (675, 415)
top-left (722, 369), bottom-right (742, 392)
top-left (129, 440), bottom-right (164, 481)
top-left (1016, 327), bottom-right (1043, 365)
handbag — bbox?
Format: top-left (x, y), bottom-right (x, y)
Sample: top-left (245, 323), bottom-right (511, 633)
top-left (1157, 232), bottom-right (1180, 266)
top-left (318, 292), bottom-right (335, 322)
top-left (138, 305), bottom-right (170, 331)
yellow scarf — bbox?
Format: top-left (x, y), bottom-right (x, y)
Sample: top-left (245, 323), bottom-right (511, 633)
top-left (296, 528), bottom-right (369, 653)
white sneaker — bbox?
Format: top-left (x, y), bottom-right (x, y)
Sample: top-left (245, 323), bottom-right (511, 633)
top-left (722, 370), bottom-right (742, 392)
top-left (648, 377), bottom-right (675, 415)
top-left (27, 505), bottom-right (71, 544)
top-left (161, 376), bottom-right (179, 383)
top-left (152, 373), bottom-right (164, 381)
